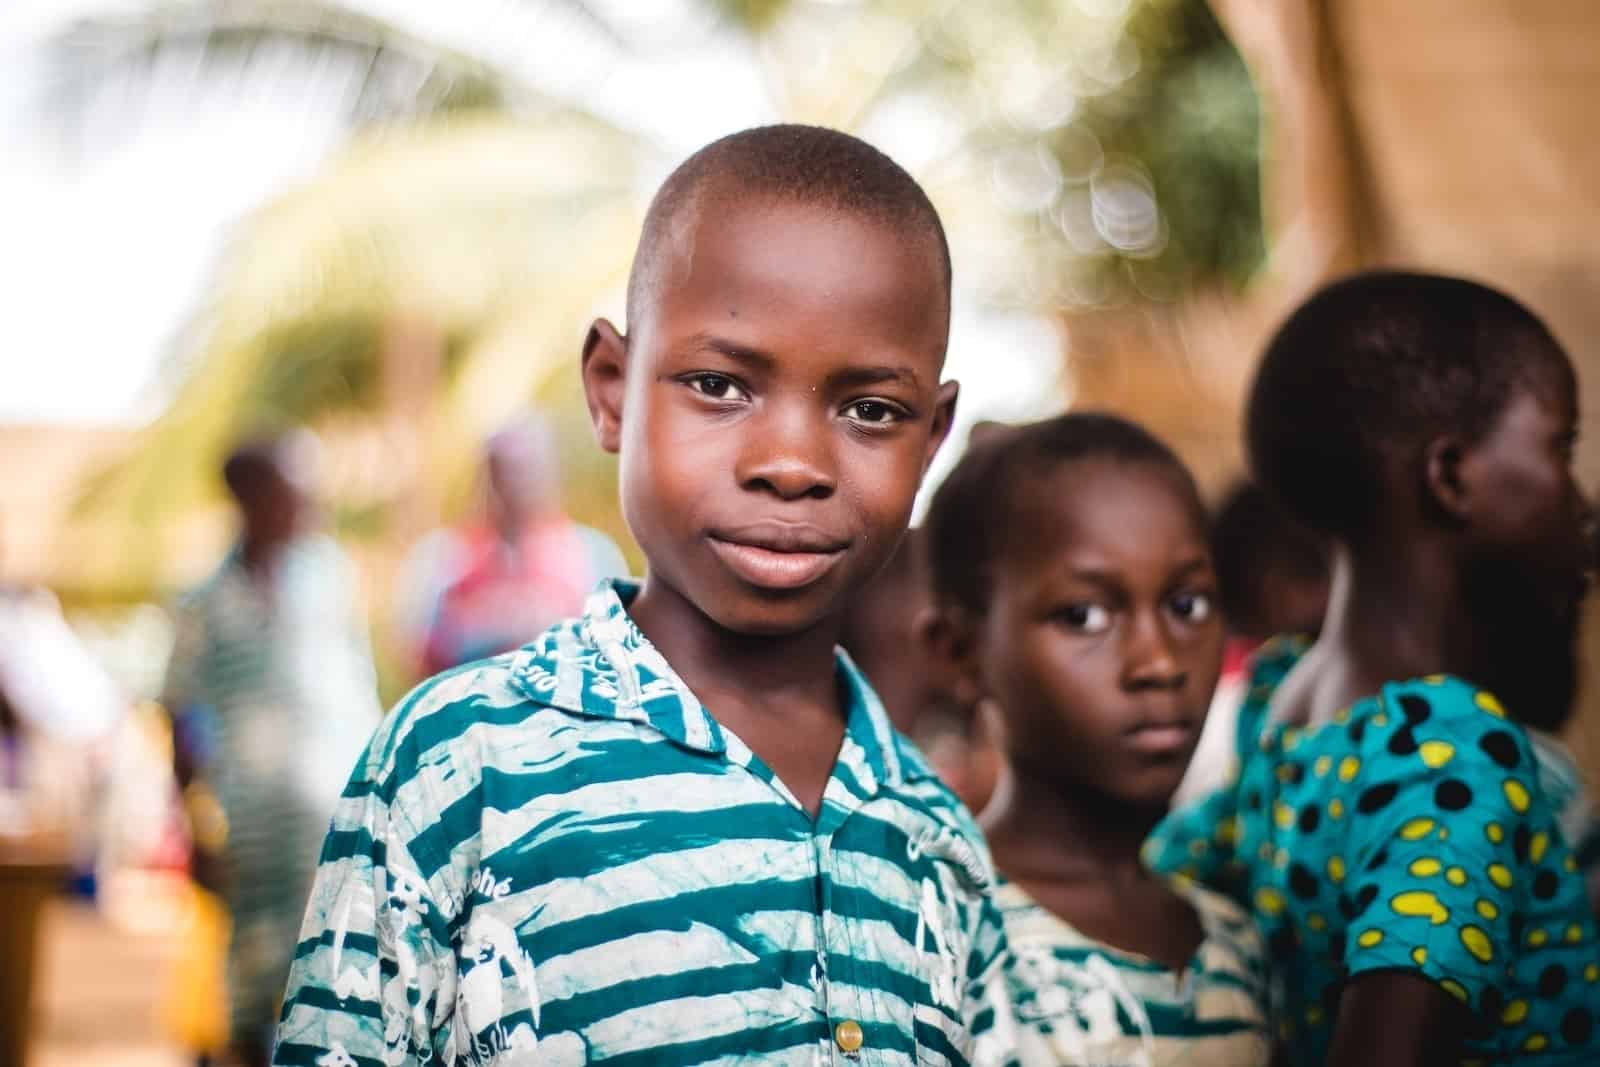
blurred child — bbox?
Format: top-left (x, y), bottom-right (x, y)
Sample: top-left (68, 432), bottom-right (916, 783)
top-left (1146, 272), bottom-right (1600, 1065)
top-left (397, 414), bottom-right (628, 679)
top-left (926, 413), bottom-right (1272, 1067)
top-left (839, 528), bottom-right (1002, 811)
top-left (275, 125), bottom-right (1014, 1065)
top-left (162, 431), bottom-right (381, 1067)
top-left (1210, 480), bottom-right (1330, 662)
top-left (1175, 481), bottom-right (1329, 805)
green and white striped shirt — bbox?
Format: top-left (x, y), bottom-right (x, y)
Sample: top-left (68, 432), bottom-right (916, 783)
top-left (997, 878), bottom-right (1270, 1067)
top-left (274, 580), bottom-right (1014, 1066)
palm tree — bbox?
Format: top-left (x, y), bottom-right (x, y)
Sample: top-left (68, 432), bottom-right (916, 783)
top-left (53, 0), bottom-right (1268, 596)
top-left (41, 2), bottom-right (640, 586)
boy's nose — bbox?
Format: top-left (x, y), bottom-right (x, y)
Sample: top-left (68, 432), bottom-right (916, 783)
top-left (737, 404), bottom-right (837, 501)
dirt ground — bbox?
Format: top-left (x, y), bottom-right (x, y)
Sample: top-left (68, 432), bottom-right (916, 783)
top-left (29, 895), bottom-right (188, 1067)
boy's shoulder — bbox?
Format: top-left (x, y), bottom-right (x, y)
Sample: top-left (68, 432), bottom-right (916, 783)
top-left (355, 614), bottom-right (613, 796)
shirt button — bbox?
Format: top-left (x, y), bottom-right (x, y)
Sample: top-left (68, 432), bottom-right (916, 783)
top-left (835, 1019), bottom-right (864, 1053)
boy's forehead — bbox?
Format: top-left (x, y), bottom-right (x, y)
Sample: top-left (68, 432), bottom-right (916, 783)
top-left (634, 190), bottom-right (949, 347)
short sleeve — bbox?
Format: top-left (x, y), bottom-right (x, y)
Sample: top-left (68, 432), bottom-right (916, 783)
top-left (1145, 783), bottom-right (1243, 893)
top-left (273, 774), bottom-right (460, 1065)
top-left (1339, 679), bottom-right (1552, 1011)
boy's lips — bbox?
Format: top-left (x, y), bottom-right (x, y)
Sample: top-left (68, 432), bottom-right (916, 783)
top-left (707, 523), bottom-right (850, 591)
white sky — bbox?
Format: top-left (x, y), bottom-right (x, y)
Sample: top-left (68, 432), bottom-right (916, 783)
top-left (0, 0), bottom-right (1063, 449)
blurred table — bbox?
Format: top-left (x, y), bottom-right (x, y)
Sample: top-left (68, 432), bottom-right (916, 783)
top-left (0, 848), bottom-right (68, 1067)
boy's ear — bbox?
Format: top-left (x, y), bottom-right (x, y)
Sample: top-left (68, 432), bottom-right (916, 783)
top-left (582, 319), bottom-right (628, 454)
top-left (916, 601), bottom-right (984, 713)
top-left (1422, 434), bottom-right (1472, 523)
top-left (922, 380), bottom-right (960, 475)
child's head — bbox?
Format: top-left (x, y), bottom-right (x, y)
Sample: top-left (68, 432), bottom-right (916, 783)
top-left (925, 413), bottom-right (1224, 811)
top-left (837, 529), bottom-right (942, 733)
top-left (222, 431), bottom-right (318, 549)
top-left (1210, 480), bottom-right (1329, 644)
top-left (484, 414), bottom-right (561, 536)
top-left (582, 125), bottom-right (958, 636)
top-left (1248, 271), bottom-right (1592, 725)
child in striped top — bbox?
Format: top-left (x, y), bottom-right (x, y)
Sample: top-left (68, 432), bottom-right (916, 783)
top-left (274, 124), bottom-right (1016, 1066)
top-left (924, 414), bottom-right (1272, 1067)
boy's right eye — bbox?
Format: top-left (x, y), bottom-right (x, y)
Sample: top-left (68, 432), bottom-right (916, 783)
top-left (684, 373), bottom-right (748, 402)
top-left (1054, 603), bottom-right (1111, 634)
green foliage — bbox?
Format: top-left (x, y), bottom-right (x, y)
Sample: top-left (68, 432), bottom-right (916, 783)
top-left (245, 315), bottom-right (381, 422)
top-left (1100, 0), bottom-right (1263, 289)
top-left (895, 0), bottom-right (1262, 303)
top-left (707, 0), bottom-right (794, 33)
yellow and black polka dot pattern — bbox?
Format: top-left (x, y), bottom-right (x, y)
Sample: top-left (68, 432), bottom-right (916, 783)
top-left (1147, 641), bottom-right (1600, 1064)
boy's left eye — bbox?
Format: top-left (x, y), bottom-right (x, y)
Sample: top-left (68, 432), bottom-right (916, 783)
top-left (1168, 592), bottom-right (1214, 623)
top-left (844, 399), bottom-right (903, 424)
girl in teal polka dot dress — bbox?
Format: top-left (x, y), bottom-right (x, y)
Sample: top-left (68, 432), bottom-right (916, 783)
top-left (1146, 272), bottom-right (1600, 1066)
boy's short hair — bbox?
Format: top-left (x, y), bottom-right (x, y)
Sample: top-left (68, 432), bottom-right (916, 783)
top-left (625, 124), bottom-right (952, 331)
top-left (925, 412), bottom-right (1205, 616)
top-left (222, 438), bottom-right (286, 502)
top-left (1247, 270), bottom-right (1568, 540)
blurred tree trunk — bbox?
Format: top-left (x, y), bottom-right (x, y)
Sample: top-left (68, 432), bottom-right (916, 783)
top-left (1067, 0), bottom-right (1365, 492)
top-left (1072, 0), bottom-right (1600, 783)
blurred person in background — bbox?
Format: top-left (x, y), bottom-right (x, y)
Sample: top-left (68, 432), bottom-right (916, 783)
top-left (0, 525), bottom-right (123, 862)
top-left (161, 430), bottom-right (381, 1067)
top-left (1147, 273), bottom-right (1600, 1066)
top-left (397, 413), bottom-right (628, 679)
top-left (1174, 480), bottom-right (1329, 805)
top-left (1175, 482), bottom-right (1600, 916)
top-left (839, 527), bottom-right (1003, 813)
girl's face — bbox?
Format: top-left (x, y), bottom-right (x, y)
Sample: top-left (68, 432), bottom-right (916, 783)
top-left (975, 460), bottom-right (1224, 809)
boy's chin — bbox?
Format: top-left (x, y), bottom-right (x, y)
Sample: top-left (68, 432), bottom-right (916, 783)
top-left (703, 589), bottom-right (840, 638)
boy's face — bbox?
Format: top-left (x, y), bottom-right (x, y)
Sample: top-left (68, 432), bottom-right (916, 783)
top-left (974, 461), bottom-right (1224, 809)
top-left (1456, 372), bottom-right (1593, 728)
top-left (240, 465), bottom-right (310, 549)
top-left (584, 195), bottom-right (957, 635)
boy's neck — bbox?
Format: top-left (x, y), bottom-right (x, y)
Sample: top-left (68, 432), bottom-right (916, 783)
top-left (984, 764), bottom-right (1166, 883)
top-left (238, 532), bottom-right (286, 575)
top-left (1303, 537), bottom-right (1474, 715)
top-left (626, 573), bottom-right (847, 719)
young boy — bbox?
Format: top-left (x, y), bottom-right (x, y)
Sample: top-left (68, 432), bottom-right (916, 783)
top-left (1146, 272), bottom-right (1600, 1066)
top-left (274, 126), bottom-right (1014, 1066)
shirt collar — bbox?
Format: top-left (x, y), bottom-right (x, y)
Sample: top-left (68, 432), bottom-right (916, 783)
top-left (508, 578), bottom-right (907, 789)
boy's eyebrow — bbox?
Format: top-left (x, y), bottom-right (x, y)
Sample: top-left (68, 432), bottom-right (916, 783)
top-left (690, 334), bottom-right (776, 371)
top-left (829, 365), bottom-right (923, 390)
top-left (687, 334), bottom-right (923, 389)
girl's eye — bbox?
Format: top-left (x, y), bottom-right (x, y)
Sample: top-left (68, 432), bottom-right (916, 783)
top-left (1056, 603), bottom-right (1111, 634)
top-left (1169, 591), bottom-right (1214, 624)
top-left (686, 374), bottom-right (747, 401)
top-left (845, 399), bottom-right (903, 425)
